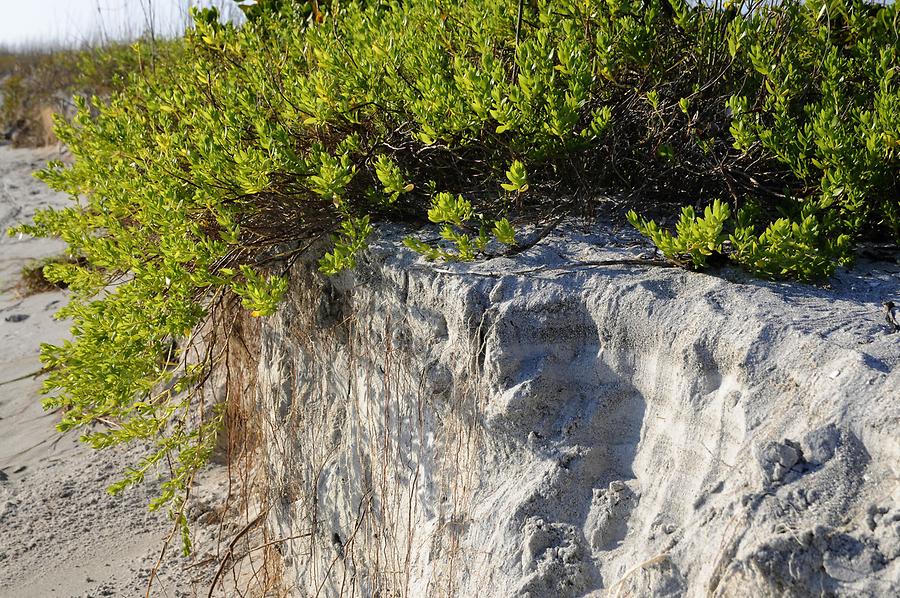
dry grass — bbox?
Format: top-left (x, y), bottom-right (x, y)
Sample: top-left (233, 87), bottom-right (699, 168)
top-left (15, 255), bottom-right (86, 297)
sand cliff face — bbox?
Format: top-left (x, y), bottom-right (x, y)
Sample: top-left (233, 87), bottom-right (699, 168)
top-left (249, 224), bottom-right (899, 597)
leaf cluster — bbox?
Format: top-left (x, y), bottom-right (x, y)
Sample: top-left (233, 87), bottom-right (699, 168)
top-left (628, 199), bottom-right (730, 269)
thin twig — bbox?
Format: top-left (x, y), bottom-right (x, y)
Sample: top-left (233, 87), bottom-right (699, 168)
top-left (207, 511), bottom-right (266, 598)
top-left (512, 0), bottom-right (524, 81)
top-left (242, 532), bottom-right (314, 558)
top-left (499, 212), bottom-right (567, 257)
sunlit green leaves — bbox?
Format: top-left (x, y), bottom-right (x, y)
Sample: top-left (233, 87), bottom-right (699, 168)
top-left (428, 193), bottom-right (474, 226)
top-left (233, 265), bottom-right (289, 317)
top-left (406, 192), bottom-right (516, 261)
top-left (726, 0), bottom-right (899, 242)
top-left (501, 161), bottom-right (529, 193)
top-left (308, 151), bottom-right (355, 206)
top-left (628, 199), bottom-right (731, 268)
top-left (492, 218), bottom-right (517, 246)
top-left (319, 216), bottom-right (373, 274)
top-left (374, 155), bottom-right (413, 203)
top-left (729, 200), bottom-right (852, 281)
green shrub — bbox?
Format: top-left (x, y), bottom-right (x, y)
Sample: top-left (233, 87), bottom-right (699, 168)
top-left (725, 0), bottom-right (899, 275)
top-left (628, 0), bottom-right (897, 281)
top-left (8, 0), bottom-right (898, 538)
top-left (730, 202), bottom-right (853, 281)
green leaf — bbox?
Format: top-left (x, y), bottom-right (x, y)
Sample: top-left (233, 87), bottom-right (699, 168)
top-left (492, 218), bottom-right (516, 246)
top-left (501, 160), bottom-right (529, 193)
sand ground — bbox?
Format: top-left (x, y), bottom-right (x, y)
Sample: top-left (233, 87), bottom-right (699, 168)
top-left (0, 146), bottom-right (250, 598)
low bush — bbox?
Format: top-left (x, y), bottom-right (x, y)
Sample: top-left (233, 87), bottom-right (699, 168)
top-left (8, 0), bottom-right (897, 546)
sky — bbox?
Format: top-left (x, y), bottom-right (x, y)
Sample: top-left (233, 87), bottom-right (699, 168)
top-left (0, 0), bottom-right (243, 49)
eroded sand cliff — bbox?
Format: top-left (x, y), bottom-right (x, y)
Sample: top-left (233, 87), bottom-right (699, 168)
top-left (250, 224), bottom-right (899, 596)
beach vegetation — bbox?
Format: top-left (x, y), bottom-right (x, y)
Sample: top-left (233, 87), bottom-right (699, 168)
top-left (6, 0), bottom-right (897, 549)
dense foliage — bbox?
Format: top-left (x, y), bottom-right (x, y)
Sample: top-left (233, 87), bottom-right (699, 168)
top-left (7, 0), bottom-right (898, 532)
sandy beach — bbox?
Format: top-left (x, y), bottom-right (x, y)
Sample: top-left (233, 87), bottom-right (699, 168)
top-left (0, 145), bottom-right (228, 598)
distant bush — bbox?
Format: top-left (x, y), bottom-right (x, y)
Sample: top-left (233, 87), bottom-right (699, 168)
top-left (1, 41), bottom-right (183, 146)
top-left (9, 0), bottom-right (898, 540)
